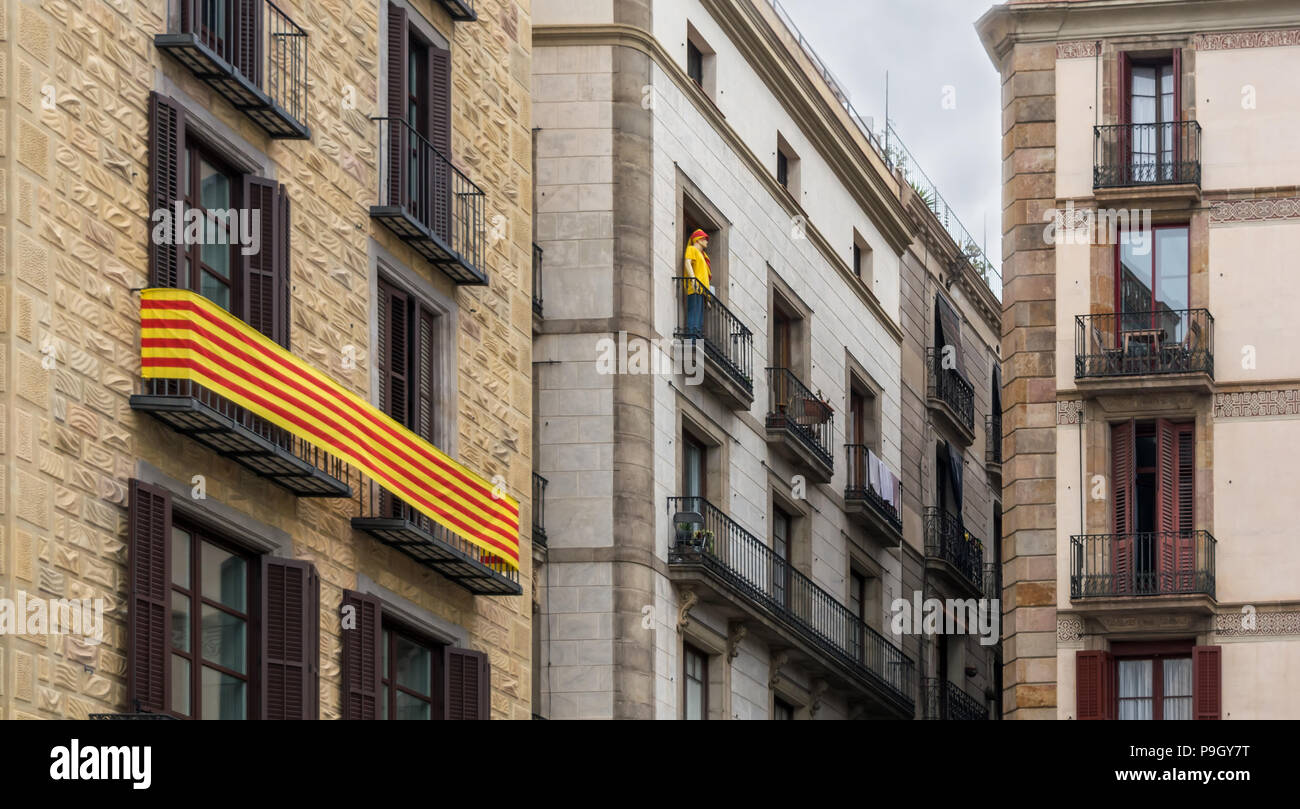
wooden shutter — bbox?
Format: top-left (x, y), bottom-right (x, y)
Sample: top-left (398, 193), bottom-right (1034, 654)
top-left (262, 558), bottom-right (319, 720)
top-left (242, 177), bottom-right (290, 347)
top-left (128, 480), bottom-right (172, 714)
top-left (235, 0), bottom-right (263, 86)
top-left (415, 304), bottom-right (437, 442)
top-left (1155, 418), bottom-right (1178, 591)
top-left (1192, 645), bottom-right (1221, 719)
top-left (445, 647), bottom-right (490, 720)
top-left (341, 590), bottom-right (383, 720)
top-left (429, 44), bottom-right (453, 243)
top-left (149, 93), bottom-right (185, 289)
top-left (386, 4), bottom-right (408, 208)
top-left (377, 279), bottom-right (410, 424)
top-left (1174, 423), bottom-right (1196, 590)
top-left (1118, 51), bottom-right (1132, 184)
top-left (1111, 421), bottom-right (1135, 594)
top-left (1076, 650), bottom-right (1114, 720)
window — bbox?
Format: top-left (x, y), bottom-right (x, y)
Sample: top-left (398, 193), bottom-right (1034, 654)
top-left (683, 644), bottom-right (708, 720)
top-left (1078, 645), bottom-right (1220, 720)
top-left (685, 24), bottom-right (716, 99)
top-left (849, 570), bottom-right (866, 622)
top-left (377, 277), bottom-right (442, 442)
top-left (852, 230), bottom-right (873, 286)
top-left (776, 151), bottom-right (789, 188)
top-left (773, 506), bottom-right (791, 607)
top-left (381, 624), bottom-right (444, 720)
top-left (687, 40), bottom-right (703, 87)
top-left (1120, 52), bottom-right (1180, 182)
top-left (1117, 656), bottom-right (1192, 720)
top-left (773, 698), bottom-right (795, 720)
top-left (683, 432), bottom-right (707, 500)
top-left (1117, 224), bottom-right (1189, 336)
top-left (1111, 419), bottom-right (1194, 592)
top-left (776, 133), bottom-right (800, 198)
top-left (183, 143), bottom-right (238, 312)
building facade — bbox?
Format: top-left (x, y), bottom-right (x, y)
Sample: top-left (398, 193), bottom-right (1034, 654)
top-left (0, 0), bottom-right (534, 719)
top-left (979, 0), bottom-right (1300, 719)
top-left (531, 0), bottom-right (1002, 719)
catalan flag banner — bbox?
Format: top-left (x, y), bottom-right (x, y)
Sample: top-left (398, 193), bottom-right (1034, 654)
top-left (139, 288), bottom-right (520, 570)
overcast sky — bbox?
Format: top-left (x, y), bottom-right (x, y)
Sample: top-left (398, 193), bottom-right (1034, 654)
top-left (780, 0), bottom-right (1002, 279)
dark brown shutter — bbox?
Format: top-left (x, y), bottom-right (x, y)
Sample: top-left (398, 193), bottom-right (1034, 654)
top-left (1076, 650), bottom-right (1114, 720)
top-left (128, 479), bottom-right (172, 714)
top-left (149, 93), bottom-right (185, 289)
top-left (386, 4), bottom-right (408, 208)
top-left (1192, 645), bottom-right (1221, 719)
top-left (242, 177), bottom-right (289, 347)
top-left (377, 279), bottom-right (410, 424)
top-left (1111, 420), bottom-right (1135, 594)
top-left (935, 294), bottom-right (965, 379)
top-left (415, 304), bottom-right (437, 442)
top-left (262, 558), bottom-right (319, 720)
top-left (235, 0), bottom-right (263, 85)
top-left (341, 590), bottom-right (383, 720)
top-left (429, 44), bottom-right (453, 243)
top-left (445, 647), bottom-right (489, 720)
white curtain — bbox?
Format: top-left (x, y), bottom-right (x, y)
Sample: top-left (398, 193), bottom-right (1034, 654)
top-left (1163, 658), bottom-right (1194, 720)
top-left (1118, 659), bottom-right (1153, 720)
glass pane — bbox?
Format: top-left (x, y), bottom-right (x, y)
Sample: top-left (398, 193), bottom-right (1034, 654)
top-left (199, 160), bottom-right (230, 210)
top-left (200, 605), bottom-right (247, 674)
top-left (1163, 658), bottom-right (1193, 720)
top-left (685, 679), bottom-right (703, 720)
top-left (394, 634), bottom-right (432, 696)
top-left (172, 528), bottom-right (191, 587)
top-left (383, 630), bottom-right (390, 679)
top-left (381, 685), bottom-right (388, 720)
top-left (200, 270), bottom-right (230, 310)
top-left (1130, 66), bottom-right (1156, 99)
top-left (201, 667), bottom-right (246, 720)
top-left (171, 654), bottom-right (191, 716)
top-left (201, 542), bottom-right (246, 611)
top-left (1155, 228), bottom-right (1189, 340)
top-left (1118, 239), bottom-right (1154, 328)
top-left (684, 442), bottom-right (703, 499)
top-left (395, 692), bottom-right (432, 721)
top-left (171, 592), bottom-right (191, 652)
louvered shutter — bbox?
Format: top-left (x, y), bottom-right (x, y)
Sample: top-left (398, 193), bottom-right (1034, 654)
top-left (386, 4), bottom-right (408, 208)
top-left (377, 280), bottom-right (410, 424)
top-left (149, 93), bottom-right (185, 289)
top-left (341, 590), bottom-right (383, 720)
top-left (235, 0), bottom-right (263, 85)
top-left (262, 558), bottom-right (319, 720)
top-left (1111, 421), bottom-right (1135, 594)
top-left (429, 44), bottom-right (453, 243)
top-left (1174, 423), bottom-right (1196, 591)
top-left (242, 177), bottom-right (290, 347)
top-left (1155, 418), bottom-right (1178, 592)
top-left (415, 304), bottom-right (437, 442)
top-left (128, 480), bottom-right (172, 714)
top-left (445, 647), bottom-right (490, 720)
top-left (1192, 645), bottom-right (1221, 719)
top-left (1076, 650), bottom-right (1114, 720)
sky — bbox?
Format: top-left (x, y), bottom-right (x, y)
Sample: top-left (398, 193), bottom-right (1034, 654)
top-left (778, 0), bottom-right (1003, 280)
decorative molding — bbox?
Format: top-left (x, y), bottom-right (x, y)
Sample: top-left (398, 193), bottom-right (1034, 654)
top-left (1194, 29), bottom-right (1300, 51)
top-left (1057, 40), bottom-right (1099, 59)
top-left (1057, 400), bottom-right (1085, 425)
top-left (769, 650), bottom-right (790, 688)
top-left (726, 622), bottom-right (747, 663)
top-left (1214, 389), bottom-right (1300, 419)
top-left (1057, 616), bottom-right (1083, 642)
top-left (676, 589), bottom-right (698, 633)
top-left (1214, 609), bottom-right (1300, 637)
top-left (1210, 197), bottom-right (1300, 223)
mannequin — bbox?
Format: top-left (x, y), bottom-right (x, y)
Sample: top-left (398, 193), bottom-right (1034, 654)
top-left (683, 229), bottom-right (712, 336)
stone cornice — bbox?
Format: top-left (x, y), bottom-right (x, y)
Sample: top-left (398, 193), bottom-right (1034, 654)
top-left (534, 22), bottom-right (905, 345)
top-left (902, 187), bottom-right (1002, 333)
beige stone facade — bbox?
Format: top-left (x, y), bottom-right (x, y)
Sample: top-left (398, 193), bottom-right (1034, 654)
top-left (0, 0), bottom-right (533, 719)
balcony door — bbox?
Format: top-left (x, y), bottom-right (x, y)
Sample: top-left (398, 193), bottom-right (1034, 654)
top-left (1111, 419), bottom-right (1195, 594)
top-left (849, 390), bottom-right (866, 488)
top-left (1116, 225), bottom-right (1189, 355)
top-left (1122, 52), bottom-right (1180, 184)
top-left (683, 433), bottom-right (707, 502)
top-left (387, 4), bottom-right (452, 241)
top-left (772, 506), bottom-right (791, 608)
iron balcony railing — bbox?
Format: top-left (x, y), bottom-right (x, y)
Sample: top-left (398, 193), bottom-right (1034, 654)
top-left (924, 508), bottom-right (984, 594)
top-left (1075, 309), bottom-right (1214, 380)
top-left (1071, 531), bottom-right (1216, 599)
top-left (668, 496), bottom-right (915, 708)
top-left (1094, 121), bottom-right (1202, 188)
top-left (925, 348), bottom-right (975, 432)
top-left (673, 277), bottom-right (754, 395)
top-left (843, 444), bottom-right (902, 533)
top-left (985, 414), bottom-right (1002, 465)
top-left (766, 367), bottom-right (834, 468)
top-left (157, 0), bottom-right (309, 138)
top-left (532, 243), bottom-right (544, 316)
top-left (373, 116), bottom-right (486, 284)
top-left (532, 473), bottom-right (548, 548)
top-left (922, 677), bottom-right (988, 720)
top-left (983, 561), bottom-right (1001, 601)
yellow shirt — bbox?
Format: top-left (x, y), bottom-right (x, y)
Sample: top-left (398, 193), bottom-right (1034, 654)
top-left (683, 244), bottom-right (711, 295)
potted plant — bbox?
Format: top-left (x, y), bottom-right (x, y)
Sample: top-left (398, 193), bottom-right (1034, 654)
top-left (692, 528), bottom-right (716, 554)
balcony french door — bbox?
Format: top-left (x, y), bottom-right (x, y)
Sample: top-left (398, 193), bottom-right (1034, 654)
top-left (1123, 53), bottom-right (1180, 185)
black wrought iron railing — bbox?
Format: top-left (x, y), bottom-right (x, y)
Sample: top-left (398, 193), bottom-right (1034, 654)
top-left (922, 677), bottom-right (988, 720)
top-left (374, 116), bottom-right (486, 283)
top-left (985, 414), bottom-right (1002, 465)
top-left (766, 367), bottom-right (834, 468)
top-left (532, 243), bottom-right (544, 316)
top-left (673, 277), bottom-right (754, 395)
top-left (1075, 309), bottom-right (1214, 379)
top-left (668, 496), bottom-right (914, 708)
top-left (925, 348), bottom-right (974, 431)
top-left (924, 508), bottom-right (984, 594)
top-left (532, 473), bottom-right (547, 548)
top-left (1071, 531), bottom-right (1216, 599)
top-left (844, 444), bottom-right (902, 533)
top-left (1094, 121), bottom-right (1202, 188)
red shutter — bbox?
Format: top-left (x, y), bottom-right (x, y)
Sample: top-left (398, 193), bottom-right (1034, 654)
top-left (242, 177), bottom-right (290, 347)
top-left (1111, 421), bottom-right (1135, 594)
top-left (445, 647), bottom-right (490, 720)
top-left (1155, 418), bottom-right (1178, 592)
top-left (128, 480), bottom-right (172, 714)
top-left (1175, 423), bottom-right (1196, 590)
top-left (386, 4), bottom-right (408, 208)
top-left (148, 93), bottom-right (185, 289)
top-left (429, 44), bottom-right (453, 243)
top-left (1118, 51), bottom-right (1131, 184)
top-left (235, 0), bottom-right (263, 86)
top-left (1192, 645), bottom-right (1221, 719)
top-left (341, 590), bottom-right (383, 720)
top-left (1076, 650), bottom-right (1114, 720)
top-left (262, 558), bottom-right (319, 720)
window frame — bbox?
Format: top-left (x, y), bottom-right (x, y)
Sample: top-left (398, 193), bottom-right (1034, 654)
top-left (1113, 222), bottom-right (1190, 329)
top-left (380, 619), bottom-right (447, 720)
top-left (683, 643), bottom-right (709, 720)
top-left (182, 138), bottom-right (243, 313)
top-left (1112, 640), bottom-right (1194, 721)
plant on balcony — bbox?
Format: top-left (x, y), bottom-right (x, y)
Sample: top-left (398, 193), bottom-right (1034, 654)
top-left (692, 529), bottom-right (716, 554)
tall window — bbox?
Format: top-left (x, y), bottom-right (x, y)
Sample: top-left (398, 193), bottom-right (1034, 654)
top-left (776, 150), bottom-right (789, 188)
top-left (683, 644), bottom-right (708, 720)
top-left (852, 231), bottom-right (873, 285)
top-left (1117, 224), bottom-right (1189, 338)
top-left (1111, 419), bottom-right (1195, 594)
top-left (686, 40), bottom-right (704, 87)
top-left (1124, 55), bottom-right (1178, 182)
top-left (773, 507), bottom-right (791, 607)
top-left (776, 133), bottom-right (800, 197)
top-left (377, 278), bottom-right (441, 442)
top-left (381, 625), bottom-right (444, 720)
top-left (183, 142), bottom-right (238, 312)
top-left (386, 4), bottom-right (452, 238)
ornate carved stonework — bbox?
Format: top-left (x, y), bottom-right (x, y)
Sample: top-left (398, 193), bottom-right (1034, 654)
top-left (1194, 29), bottom-right (1300, 50)
top-left (676, 589), bottom-right (698, 633)
top-left (1214, 610), bottom-right (1300, 637)
top-left (1058, 400), bottom-right (1084, 425)
top-left (726, 622), bottom-right (747, 663)
top-left (1214, 389), bottom-right (1300, 419)
top-left (1210, 197), bottom-right (1300, 223)
top-left (808, 680), bottom-right (828, 717)
top-left (1057, 40), bottom-right (1098, 59)
top-left (769, 650), bottom-right (790, 688)
top-left (1057, 616), bottom-right (1083, 642)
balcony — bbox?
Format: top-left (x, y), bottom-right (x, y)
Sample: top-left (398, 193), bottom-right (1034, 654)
top-left (922, 678), bottom-right (988, 720)
top-left (673, 278), bottom-right (754, 410)
top-left (155, 0), bottom-right (309, 139)
top-left (132, 378), bottom-right (351, 498)
top-left (843, 444), bottom-right (903, 543)
top-left (532, 473), bottom-right (548, 549)
top-left (1070, 531), bottom-right (1216, 614)
top-left (765, 367), bottom-right (834, 483)
top-left (353, 480), bottom-right (521, 596)
top-left (370, 117), bottom-right (487, 285)
top-left (924, 508), bottom-right (984, 599)
top-left (667, 496), bottom-right (915, 718)
top-left (532, 243), bottom-right (544, 317)
top-left (435, 0), bottom-right (477, 21)
top-left (1075, 309), bottom-right (1214, 396)
top-left (985, 414), bottom-right (1001, 474)
top-left (925, 348), bottom-right (975, 444)
top-left (1094, 122), bottom-right (1201, 201)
